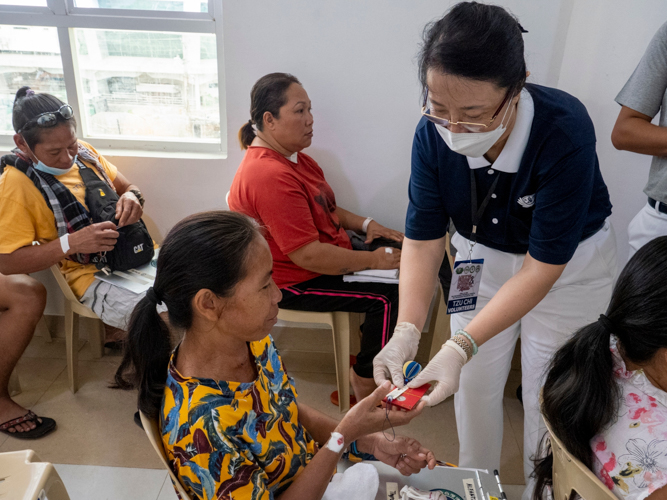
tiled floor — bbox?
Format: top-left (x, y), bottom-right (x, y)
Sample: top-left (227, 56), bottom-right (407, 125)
top-left (4, 323), bottom-right (526, 498)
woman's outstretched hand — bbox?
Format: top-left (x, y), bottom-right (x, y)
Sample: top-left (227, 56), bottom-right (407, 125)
top-left (335, 381), bottom-right (426, 444)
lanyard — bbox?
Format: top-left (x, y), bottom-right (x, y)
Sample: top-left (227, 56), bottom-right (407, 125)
top-left (469, 169), bottom-right (500, 245)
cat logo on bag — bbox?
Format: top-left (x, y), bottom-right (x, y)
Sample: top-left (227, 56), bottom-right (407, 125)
top-left (134, 243), bottom-right (144, 254)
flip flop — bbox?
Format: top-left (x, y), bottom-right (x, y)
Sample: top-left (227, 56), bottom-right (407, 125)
top-left (330, 391), bottom-right (357, 408)
top-left (0, 410), bottom-right (56, 439)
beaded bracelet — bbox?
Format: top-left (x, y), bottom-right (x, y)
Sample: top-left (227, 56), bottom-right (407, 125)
top-left (455, 329), bottom-right (479, 356)
top-left (451, 335), bottom-right (472, 361)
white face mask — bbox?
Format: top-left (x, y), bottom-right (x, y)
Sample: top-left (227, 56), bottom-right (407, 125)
top-left (434, 97), bottom-right (516, 158)
top-left (435, 122), bottom-right (507, 158)
top-left (24, 139), bottom-right (77, 176)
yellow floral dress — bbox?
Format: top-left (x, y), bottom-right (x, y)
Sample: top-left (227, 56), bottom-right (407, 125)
top-left (161, 335), bottom-right (317, 500)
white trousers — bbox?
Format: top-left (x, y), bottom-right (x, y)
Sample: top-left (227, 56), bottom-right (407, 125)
top-left (450, 221), bottom-right (617, 500)
top-left (627, 201), bottom-right (667, 261)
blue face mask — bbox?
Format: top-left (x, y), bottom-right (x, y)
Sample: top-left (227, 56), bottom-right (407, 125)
top-left (32, 155), bottom-right (77, 176)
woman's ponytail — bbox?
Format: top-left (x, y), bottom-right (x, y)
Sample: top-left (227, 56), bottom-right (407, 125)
top-left (114, 288), bottom-right (172, 420)
top-left (238, 120), bottom-right (256, 150)
top-left (532, 318), bottom-right (618, 499)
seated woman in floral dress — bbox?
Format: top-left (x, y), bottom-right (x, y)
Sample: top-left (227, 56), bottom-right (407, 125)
top-left (533, 236), bottom-right (667, 500)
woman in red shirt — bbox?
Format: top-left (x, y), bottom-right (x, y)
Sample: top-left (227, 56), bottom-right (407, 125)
top-left (229, 73), bottom-right (403, 403)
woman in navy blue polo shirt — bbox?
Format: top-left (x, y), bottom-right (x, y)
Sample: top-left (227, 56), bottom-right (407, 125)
top-left (373, 3), bottom-right (617, 497)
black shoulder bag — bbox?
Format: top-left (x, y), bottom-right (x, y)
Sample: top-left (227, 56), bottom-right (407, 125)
top-left (78, 162), bottom-right (154, 272)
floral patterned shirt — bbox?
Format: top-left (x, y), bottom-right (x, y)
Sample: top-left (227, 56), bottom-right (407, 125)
top-left (160, 335), bottom-right (317, 500)
top-left (591, 338), bottom-right (667, 500)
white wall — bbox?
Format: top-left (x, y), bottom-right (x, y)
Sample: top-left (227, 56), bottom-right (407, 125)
top-left (557, 0), bottom-right (667, 264)
top-left (108, 0), bottom-right (567, 243)
top-left (9, 0), bottom-right (665, 310)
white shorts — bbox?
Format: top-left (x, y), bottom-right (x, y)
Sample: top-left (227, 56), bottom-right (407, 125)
top-left (80, 279), bottom-right (145, 330)
top-left (627, 200), bottom-right (667, 261)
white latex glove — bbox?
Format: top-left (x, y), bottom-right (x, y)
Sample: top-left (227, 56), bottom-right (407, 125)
top-left (373, 322), bottom-right (421, 388)
top-left (406, 339), bottom-right (468, 407)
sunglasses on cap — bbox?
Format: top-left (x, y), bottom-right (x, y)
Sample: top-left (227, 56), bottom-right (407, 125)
top-left (18, 104), bottom-right (74, 133)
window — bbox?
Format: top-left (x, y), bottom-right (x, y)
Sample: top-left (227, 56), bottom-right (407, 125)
top-left (0, 26), bottom-right (66, 135)
top-left (74, 29), bottom-right (219, 141)
top-left (0, 1), bottom-right (47, 5)
top-left (76, 0), bottom-right (208, 12)
top-left (0, 0), bottom-right (226, 156)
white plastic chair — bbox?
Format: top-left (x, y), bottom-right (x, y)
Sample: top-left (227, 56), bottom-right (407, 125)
top-left (0, 450), bottom-right (70, 500)
top-left (139, 411), bottom-right (193, 500)
top-left (49, 264), bottom-right (104, 393)
top-left (277, 310), bottom-right (361, 412)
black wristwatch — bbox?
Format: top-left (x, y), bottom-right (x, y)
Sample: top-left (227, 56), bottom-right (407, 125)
top-left (128, 188), bottom-right (145, 208)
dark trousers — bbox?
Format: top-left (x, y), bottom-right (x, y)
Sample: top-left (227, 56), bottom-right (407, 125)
top-left (279, 274), bottom-right (399, 378)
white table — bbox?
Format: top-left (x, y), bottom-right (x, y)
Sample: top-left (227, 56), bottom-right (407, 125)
top-left (337, 460), bottom-right (505, 500)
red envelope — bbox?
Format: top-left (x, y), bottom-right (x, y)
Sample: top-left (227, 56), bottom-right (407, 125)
top-left (382, 384), bottom-right (431, 411)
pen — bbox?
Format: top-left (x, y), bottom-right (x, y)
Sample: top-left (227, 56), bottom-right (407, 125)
top-left (475, 470), bottom-right (487, 500)
top-left (493, 469), bottom-right (508, 500)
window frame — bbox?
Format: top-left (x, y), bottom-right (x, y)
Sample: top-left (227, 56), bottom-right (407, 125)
top-left (0, 0), bottom-right (227, 157)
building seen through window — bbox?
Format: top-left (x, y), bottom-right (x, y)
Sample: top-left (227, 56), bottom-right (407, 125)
top-left (0, 26), bottom-right (66, 135)
top-left (80, 0), bottom-right (207, 12)
top-left (0, 0), bottom-right (221, 145)
top-left (74, 28), bottom-right (219, 141)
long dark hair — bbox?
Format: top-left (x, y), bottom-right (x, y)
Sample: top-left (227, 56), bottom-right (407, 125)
top-left (418, 2), bottom-right (527, 97)
top-left (114, 211), bottom-right (261, 419)
top-left (533, 236), bottom-right (667, 499)
top-left (238, 72), bottom-right (301, 150)
top-left (12, 87), bottom-right (76, 150)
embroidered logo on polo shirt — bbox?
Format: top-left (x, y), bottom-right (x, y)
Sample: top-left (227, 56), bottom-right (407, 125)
top-left (518, 194), bottom-right (535, 208)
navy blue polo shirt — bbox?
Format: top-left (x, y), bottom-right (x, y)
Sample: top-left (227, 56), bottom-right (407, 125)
top-left (405, 83), bottom-right (612, 265)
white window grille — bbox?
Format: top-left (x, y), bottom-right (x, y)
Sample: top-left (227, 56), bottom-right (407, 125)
top-left (0, 0), bottom-right (226, 156)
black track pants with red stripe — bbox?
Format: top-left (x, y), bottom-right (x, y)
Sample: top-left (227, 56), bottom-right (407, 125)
top-left (279, 274), bottom-right (399, 379)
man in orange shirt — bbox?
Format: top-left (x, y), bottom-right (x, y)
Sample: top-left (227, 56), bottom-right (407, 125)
top-left (0, 88), bottom-right (148, 436)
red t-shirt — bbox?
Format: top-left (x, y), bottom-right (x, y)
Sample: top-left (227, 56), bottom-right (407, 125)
top-left (228, 147), bottom-right (352, 288)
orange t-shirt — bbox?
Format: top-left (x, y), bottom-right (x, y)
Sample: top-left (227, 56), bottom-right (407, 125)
top-left (228, 147), bottom-right (352, 288)
top-left (0, 141), bottom-right (118, 298)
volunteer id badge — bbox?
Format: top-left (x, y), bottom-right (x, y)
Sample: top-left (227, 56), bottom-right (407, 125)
top-left (447, 259), bottom-right (484, 314)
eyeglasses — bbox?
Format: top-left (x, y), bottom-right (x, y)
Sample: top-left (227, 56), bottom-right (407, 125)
top-left (19, 104), bottom-right (74, 133)
top-left (421, 89), bottom-right (513, 133)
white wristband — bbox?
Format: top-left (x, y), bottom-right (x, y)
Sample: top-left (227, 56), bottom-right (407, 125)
top-left (325, 431), bottom-right (345, 453)
top-left (362, 217), bottom-right (374, 233)
top-left (59, 234), bottom-right (70, 254)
